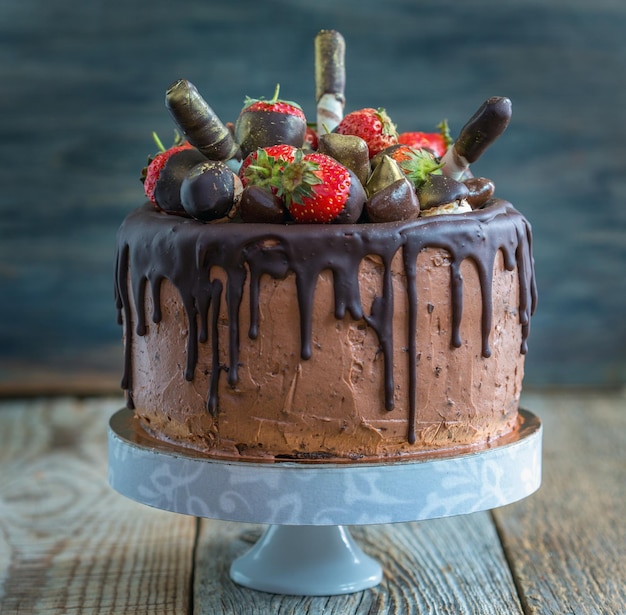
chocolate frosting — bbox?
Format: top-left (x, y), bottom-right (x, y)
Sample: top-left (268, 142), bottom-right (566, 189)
top-left (115, 199), bottom-right (536, 444)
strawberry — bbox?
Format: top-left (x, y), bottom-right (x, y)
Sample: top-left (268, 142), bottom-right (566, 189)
top-left (142, 133), bottom-right (206, 214)
top-left (234, 84), bottom-right (307, 158)
top-left (277, 152), bottom-right (353, 224)
top-left (397, 120), bottom-right (452, 159)
top-left (335, 107), bottom-right (398, 158)
top-left (398, 148), bottom-right (444, 189)
top-left (239, 144), bottom-right (298, 192)
top-left (303, 125), bottom-right (319, 151)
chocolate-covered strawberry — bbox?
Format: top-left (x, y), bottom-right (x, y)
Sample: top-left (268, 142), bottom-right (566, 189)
top-left (180, 160), bottom-right (243, 222)
top-left (239, 185), bottom-right (288, 224)
top-left (277, 152), bottom-right (364, 224)
top-left (234, 85), bottom-right (307, 158)
top-left (142, 134), bottom-right (207, 215)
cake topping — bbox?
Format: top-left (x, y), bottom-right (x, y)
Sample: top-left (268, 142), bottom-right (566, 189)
top-left (239, 184), bottom-right (288, 224)
top-left (464, 177), bottom-right (496, 209)
top-left (365, 177), bottom-right (419, 222)
top-left (317, 132), bottom-right (370, 186)
top-left (165, 79), bottom-right (240, 161)
top-left (335, 107), bottom-right (399, 159)
top-left (397, 121), bottom-right (451, 158)
top-left (234, 84), bottom-right (307, 158)
top-left (180, 160), bottom-right (242, 222)
top-left (314, 29), bottom-right (346, 133)
top-left (365, 154), bottom-right (406, 197)
top-left (142, 137), bottom-right (207, 214)
top-left (417, 174), bottom-right (470, 213)
top-left (441, 96), bottom-right (512, 179)
top-left (277, 151), bottom-right (355, 224)
top-left (140, 30), bottom-right (514, 226)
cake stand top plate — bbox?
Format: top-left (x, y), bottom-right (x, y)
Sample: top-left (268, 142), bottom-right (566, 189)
top-left (108, 408), bottom-right (541, 526)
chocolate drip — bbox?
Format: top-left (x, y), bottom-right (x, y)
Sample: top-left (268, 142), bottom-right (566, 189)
top-left (114, 199), bottom-right (536, 444)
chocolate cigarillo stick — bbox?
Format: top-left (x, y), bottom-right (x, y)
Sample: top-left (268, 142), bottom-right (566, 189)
top-left (166, 79), bottom-right (240, 161)
top-left (441, 96), bottom-right (512, 180)
top-left (315, 30), bottom-right (346, 134)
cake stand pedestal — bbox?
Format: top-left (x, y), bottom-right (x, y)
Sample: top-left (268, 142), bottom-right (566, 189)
top-left (108, 409), bottom-right (541, 596)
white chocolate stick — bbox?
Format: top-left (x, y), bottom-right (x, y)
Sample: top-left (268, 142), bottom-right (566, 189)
top-left (315, 30), bottom-right (346, 134)
top-left (441, 96), bottom-right (512, 180)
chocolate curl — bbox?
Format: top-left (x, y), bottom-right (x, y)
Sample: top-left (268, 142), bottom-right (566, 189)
top-left (166, 79), bottom-right (240, 161)
top-left (441, 96), bottom-right (512, 180)
top-left (315, 30), bottom-right (346, 134)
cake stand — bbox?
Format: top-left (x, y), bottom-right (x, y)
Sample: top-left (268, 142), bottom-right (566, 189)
top-left (108, 408), bottom-right (541, 596)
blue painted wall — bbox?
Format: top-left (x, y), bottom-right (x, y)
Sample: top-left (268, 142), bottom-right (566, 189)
top-left (1, 0), bottom-right (625, 391)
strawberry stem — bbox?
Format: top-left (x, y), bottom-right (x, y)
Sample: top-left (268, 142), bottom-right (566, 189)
top-left (152, 131), bottom-right (167, 153)
top-left (271, 83), bottom-right (281, 104)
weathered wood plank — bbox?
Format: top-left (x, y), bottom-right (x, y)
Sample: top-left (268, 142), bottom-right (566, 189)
top-left (193, 514), bottom-right (523, 614)
top-left (494, 390), bottom-right (626, 615)
top-left (0, 397), bottom-right (196, 615)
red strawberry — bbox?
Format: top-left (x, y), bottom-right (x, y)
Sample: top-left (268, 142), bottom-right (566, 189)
top-left (335, 108), bottom-right (398, 158)
top-left (239, 144), bottom-right (298, 192)
top-left (142, 134), bottom-right (206, 214)
top-left (303, 125), bottom-right (319, 151)
top-left (397, 120), bottom-right (452, 158)
top-left (398, 132), bottom-right (447, 158)
top-left (278, 152), bottom-right (352, 224)
top-left (234, 84), bottom-right (307, 158)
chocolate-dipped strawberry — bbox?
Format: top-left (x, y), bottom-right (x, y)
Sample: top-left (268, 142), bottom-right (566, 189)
top-left (165, 79), bottom-right (240, 161)
top-left (417, 174), bottom-right (471, 217)
top-left (277, 152), bottom-right (361, 224)
top-left (234, 85), bottom-right (307, 158)
top-left (318, 132), bottom-right (370, 185)
top-left (333, 168), bottom-right (366, 224)
top-left (142, 136), bottom-right (207, 215)
top-left (464, 177), bottom-right (495, 209)
top-left (365, 177), bottom-right (419, 223)
top-left (239, 185), bottom-right (288, 224)
top-left (180, 160), bottom-right (243, 222)
top-left (441, 96), bottom-right (512, 179)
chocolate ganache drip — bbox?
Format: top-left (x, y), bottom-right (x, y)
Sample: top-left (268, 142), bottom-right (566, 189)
top-left (114, 199), bottom-right (537, 443)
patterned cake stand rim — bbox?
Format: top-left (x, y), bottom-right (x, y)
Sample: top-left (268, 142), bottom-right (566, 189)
top-left (108, 407), bottom-right (542, 526)
top-left (108, 408), bottom-right (541, 596)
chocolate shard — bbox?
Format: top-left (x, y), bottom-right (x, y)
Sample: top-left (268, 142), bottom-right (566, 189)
top-left (166, 79), bottom-right (240, 161)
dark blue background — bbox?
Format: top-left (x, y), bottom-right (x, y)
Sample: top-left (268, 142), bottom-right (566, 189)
top-left (1, 0), bottom-right (624, 391)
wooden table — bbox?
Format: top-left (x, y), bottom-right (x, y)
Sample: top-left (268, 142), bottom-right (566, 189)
top-left (1, 390), bottom-right (624, 614)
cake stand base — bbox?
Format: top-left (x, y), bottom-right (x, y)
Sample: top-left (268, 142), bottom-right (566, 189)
top-left (108, 408), bottom-right (541, 596)
top-left (230, 524), bottom-right (382, 595)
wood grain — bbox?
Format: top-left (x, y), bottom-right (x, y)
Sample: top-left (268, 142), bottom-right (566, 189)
top-left (495, 390), bottom-right (626, 614)
top-left (193, 514), bottom-right (522, 614)
top-left (0, 392), bottom-right (624, 613)
top-left (0, 397), bottom-right (196, 615)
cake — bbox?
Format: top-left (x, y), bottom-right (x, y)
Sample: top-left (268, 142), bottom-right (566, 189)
top-left (114, 31), bottom-right (536, 462)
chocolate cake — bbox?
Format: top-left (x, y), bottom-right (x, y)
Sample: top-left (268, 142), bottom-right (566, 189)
top-left (114, 30), bottom-right (536, 462)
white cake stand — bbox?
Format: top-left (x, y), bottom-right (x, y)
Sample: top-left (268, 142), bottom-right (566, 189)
top-left (108, 408), bottom-right (541, 596)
